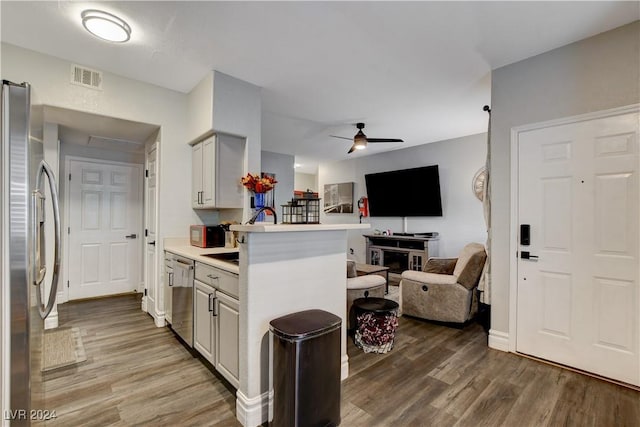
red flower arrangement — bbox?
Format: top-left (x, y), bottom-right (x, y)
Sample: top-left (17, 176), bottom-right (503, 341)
top-left (241, 173), bottom-right (277, 193)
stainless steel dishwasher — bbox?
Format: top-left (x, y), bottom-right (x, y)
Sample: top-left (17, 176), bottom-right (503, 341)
top-left (171, 255), bottom-right (195, 347)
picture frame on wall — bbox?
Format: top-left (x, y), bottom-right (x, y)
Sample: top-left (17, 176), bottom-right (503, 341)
top-left (323, 182), bottom-right (354, 213)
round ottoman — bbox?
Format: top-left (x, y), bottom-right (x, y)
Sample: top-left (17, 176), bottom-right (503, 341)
top-left (346, 275), bottom-right (386, 330)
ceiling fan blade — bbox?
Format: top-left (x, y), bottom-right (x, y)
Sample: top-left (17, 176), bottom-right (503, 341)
top-left (330, 135), bottom-right (353, 141)
top-left (347, 144), bottom-right (356, 154)
top-left (367, 138), bottom-right (404, 143)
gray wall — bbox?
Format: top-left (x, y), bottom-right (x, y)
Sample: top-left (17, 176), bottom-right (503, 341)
top-left (261, 151), bottom-right (295, 215)
top-left (490, 21), bottom-right (640, 334)
top-left (319, 133), bottom-right (488, 262)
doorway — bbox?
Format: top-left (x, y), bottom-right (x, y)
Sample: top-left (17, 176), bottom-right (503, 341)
top-left (65, 157), bottom-right (143, 300)
top-left (512, 106), bottom-right (639, 386)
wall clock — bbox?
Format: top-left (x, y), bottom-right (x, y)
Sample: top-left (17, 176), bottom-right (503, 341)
top-left (472, 167), bottom-right (487, 201)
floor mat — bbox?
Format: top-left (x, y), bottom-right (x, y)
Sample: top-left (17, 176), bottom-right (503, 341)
top-left (42, 327), bottom-right (87, 372)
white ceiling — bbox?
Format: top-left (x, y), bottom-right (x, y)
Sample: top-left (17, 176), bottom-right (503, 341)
top-left (2, 1), bottom-right (638, 173)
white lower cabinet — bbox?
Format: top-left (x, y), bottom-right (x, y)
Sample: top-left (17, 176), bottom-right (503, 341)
top-left (194, 280), bottom-right (216, 364)
top-left (193, 262), bottom-right (240, 388)
top-left (216, 291), bottom-right (240, 388)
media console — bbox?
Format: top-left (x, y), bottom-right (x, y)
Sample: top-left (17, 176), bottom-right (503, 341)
top-left (364, 234), bottom-right (439, 274)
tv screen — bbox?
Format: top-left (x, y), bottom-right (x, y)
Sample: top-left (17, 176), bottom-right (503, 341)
top-left (364, 165), bottom-right (443, 217)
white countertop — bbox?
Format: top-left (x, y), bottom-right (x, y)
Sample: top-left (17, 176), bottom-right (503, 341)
top-left (230, 223), bottom-right (370, 233)
top-left (163, 238), bottom-right (239, 274)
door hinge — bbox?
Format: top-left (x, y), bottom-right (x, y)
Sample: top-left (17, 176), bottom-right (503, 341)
top-left (69, 173), bottom-right (71, 181)
top-left (145, 229), bottom-right (148, 237)
top-left (67, 280), bottom-right (69, 288)
top-left (68, 227), bottom-right (70, 235)
top-left (145, 169), bottom-right (149, 178)
top-left (144, 289), bottom-right (148, 296)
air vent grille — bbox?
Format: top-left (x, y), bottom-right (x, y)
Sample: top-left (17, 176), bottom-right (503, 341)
top-left (70, 64), bottom-right (103, 90)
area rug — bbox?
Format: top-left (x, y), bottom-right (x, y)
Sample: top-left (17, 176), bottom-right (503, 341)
top-left (386, 284), bottom-right (399, 304)
top-left (42, 327), bottom-right (87, 372)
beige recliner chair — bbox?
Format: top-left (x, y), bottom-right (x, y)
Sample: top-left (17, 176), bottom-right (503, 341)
top-left (400, 243), bottom-right (487, 324)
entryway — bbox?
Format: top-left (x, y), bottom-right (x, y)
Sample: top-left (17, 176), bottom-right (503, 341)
top-left (513, 106), bottom-right (639, 386)
top-left (66, 158), bottom-right (143, 300)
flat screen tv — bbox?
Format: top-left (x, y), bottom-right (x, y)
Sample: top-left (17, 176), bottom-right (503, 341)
top-left (364, 165), bottom-right (443, 217)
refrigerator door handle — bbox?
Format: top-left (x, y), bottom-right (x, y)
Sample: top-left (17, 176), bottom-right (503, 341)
top-left (31, 189), bottom-right (46, 286)
top-left (32, 160), bottom-right (61, 319)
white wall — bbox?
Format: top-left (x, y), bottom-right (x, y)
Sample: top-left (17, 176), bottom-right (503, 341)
top-left (211, 71), bottom-right (262, 223)
top-left (1, 43), bottom-right (194, 235)
top-left (294, 172), bottom-right (317, 192)
top-left (319, 133), bottom-right (487, 262)
top-left (261, 151), bottom-right (294, 213)
top-left (1, 43), bottom-right (193, 322)
top-left (490, 21), bottom-right (640, 334)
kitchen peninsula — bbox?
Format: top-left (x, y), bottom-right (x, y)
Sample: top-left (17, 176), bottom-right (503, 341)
top-left (165, 223), bottom-right (368, 427)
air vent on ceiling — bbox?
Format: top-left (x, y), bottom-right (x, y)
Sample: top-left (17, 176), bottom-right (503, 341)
top-left (70, 64), bottom-right (103, 90)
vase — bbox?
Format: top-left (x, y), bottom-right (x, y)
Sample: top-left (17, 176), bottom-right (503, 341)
top-left (254, 192), bottom-right (265, 222)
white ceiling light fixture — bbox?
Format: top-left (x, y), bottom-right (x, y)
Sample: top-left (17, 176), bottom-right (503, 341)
top-left (81, 9), bottom-right (131, 43)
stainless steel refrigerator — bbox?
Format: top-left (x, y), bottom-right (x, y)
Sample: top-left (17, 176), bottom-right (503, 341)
top-left (2, 80), bottom-right (61, 425)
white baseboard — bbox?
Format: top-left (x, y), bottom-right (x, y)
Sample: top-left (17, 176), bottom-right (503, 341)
top-left (236, 389), bottom-right (273, 427)
top-left (153, 314), bottom-right (166, 328)
top-left (56, 291), bottom-right (67, 304)
top-left (488, 329), bottom-right (510, 352)
top-left (341, 354), bottom-right (349, 380)
top-left (44, 312), bottom-right (58, 330)
top-left (141, 296), bottom-right (148, 313)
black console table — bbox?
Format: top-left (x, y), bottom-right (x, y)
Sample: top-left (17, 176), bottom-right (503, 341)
top-left (363, 234), bottom-right (439, 274)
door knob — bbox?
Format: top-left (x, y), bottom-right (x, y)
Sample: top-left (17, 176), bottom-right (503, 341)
top-left (148, 241), bottom-right (156, 246)
top-left (125, 234), bottom-right (137, 239)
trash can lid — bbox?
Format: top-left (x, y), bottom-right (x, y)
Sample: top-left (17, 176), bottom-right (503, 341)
top-left (270, 309), bottom-right (342, 340)
top-left (352, 297), bottom-right (399, 313)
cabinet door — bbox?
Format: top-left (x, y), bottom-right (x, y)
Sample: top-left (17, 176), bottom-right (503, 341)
top-left (165, 265), bottom-right (173, 324)
top-left (216, 292), bottom-right (240, 388)
top-left (215, 134), bottom-right (245, 208)
top-left (408, 251), bottom-right (424, 271)
top-left (369, 248), bottom-right (382, 266)
top-left (192, 142), bottom-right (203, 208)
top-left (201, 136), bottom-right (216, 208)
top-left (194, 280), bottom-right (216, 364)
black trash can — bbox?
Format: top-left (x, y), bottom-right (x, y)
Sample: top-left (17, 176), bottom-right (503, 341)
top-left (270, 309), bottom-right (342, 427)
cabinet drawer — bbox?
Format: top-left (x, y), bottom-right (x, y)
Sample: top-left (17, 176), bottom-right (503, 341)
top-left (195, 262), bottom-right (239, 299)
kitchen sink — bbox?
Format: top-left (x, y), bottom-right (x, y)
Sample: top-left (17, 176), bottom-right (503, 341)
top-left (202, 252), bottom-right (240, 264)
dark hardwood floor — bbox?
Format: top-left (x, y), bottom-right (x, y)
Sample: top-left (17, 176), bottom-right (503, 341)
top-left (45, 293), bottom-right (640, 426)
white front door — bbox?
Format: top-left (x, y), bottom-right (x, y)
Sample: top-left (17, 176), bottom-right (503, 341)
top-left (516, 111), bottom-right (639, 386)
top-left (68, 160), bottom-right (142, 300)
top-left (144, 142), bottom-right (159, 318)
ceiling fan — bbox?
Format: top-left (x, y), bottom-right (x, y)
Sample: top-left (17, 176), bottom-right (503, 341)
top-left (330, 122), bottom-right (404, 154)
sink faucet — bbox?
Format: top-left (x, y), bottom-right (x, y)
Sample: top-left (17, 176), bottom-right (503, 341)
top-left (248, 207), bottom-right (278, 225)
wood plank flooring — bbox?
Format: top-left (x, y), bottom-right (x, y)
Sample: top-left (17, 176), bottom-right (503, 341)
top-left (44, 293), bottom-right (640, 426)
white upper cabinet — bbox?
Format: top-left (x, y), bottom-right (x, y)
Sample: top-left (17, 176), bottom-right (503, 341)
top-left (192, 134), bottom-right (245, 209)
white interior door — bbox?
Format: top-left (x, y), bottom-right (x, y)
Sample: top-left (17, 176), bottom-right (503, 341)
top-left (68, 159), bottom-right (142, 300)
top-left (144, 142), bottom-right (158, 317)
top-left (516, 111), bottom-right (639, 386)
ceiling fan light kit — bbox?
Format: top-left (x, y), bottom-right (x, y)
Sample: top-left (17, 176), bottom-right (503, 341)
top-left (331, 122), bottom-right (404, 154)
top-left (354, 132), bottom-right (367, 150)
